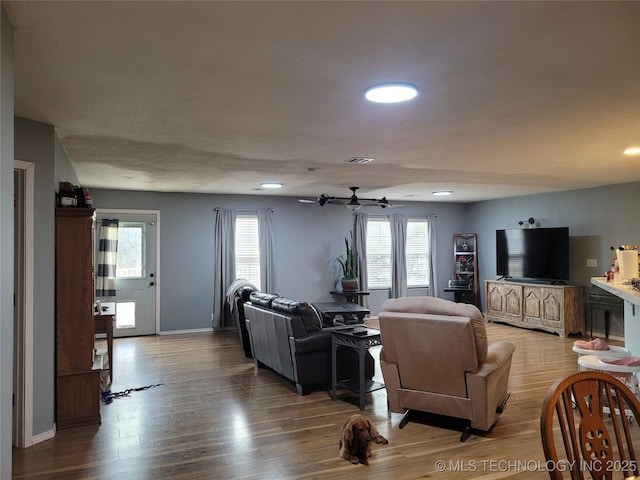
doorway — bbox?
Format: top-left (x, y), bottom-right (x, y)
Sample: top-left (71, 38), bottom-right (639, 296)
top-left (13, 160), bottom-right (34, 448)
top-left (95, 210), bottom-right (160, 337)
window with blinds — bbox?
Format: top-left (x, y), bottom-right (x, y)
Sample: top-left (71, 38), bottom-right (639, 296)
top-left (366, 218), bottom-right (391, 289)
top-left (406, 219), bottom-right (430, 287)
top-left (235, 214), bottom-right (261, 290)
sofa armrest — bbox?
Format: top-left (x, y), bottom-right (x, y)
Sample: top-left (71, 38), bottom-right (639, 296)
top-left (291, 329), bottom-right (332, 354)
top-left (380, 348), bottom-right (404, 414)
top-left (474, 341), bottom-right (516, 378)
top-left (466, 341), bottom-right (516, 431)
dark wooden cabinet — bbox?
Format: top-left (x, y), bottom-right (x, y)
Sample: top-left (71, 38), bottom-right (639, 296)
top-left (55, 208), bottom-right (101, 429)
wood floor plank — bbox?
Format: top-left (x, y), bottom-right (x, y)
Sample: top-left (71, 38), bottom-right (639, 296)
top-left (12, 323), bottom-right (638, 479)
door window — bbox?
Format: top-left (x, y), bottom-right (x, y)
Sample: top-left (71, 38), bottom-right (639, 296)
top-left (116, 223), bottom-right (145, 279)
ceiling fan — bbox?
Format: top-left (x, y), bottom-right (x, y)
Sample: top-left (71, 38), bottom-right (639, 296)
top-left (298, 186), bottom-right (402, 210)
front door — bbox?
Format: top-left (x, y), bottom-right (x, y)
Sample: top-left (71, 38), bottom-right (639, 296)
top-left (95, 210), bottom-right (158, 337)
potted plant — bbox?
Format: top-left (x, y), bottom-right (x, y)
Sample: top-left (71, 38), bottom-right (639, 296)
top-left (337, 231), bottom-right (359, 292)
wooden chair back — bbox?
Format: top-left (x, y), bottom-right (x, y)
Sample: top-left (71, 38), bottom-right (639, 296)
top-left (540, 370), bottom-right (640, 479)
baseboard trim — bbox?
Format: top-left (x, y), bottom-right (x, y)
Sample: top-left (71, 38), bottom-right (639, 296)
top-left (32, 427), bottom-right (56, 445)
top-left (159, 327), bottom-right (214, 336)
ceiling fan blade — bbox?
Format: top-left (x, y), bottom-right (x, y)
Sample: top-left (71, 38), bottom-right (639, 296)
top-left (299, 194), bottom-right (345, 206)
top-left (377, 197), bottom-right (403, 208)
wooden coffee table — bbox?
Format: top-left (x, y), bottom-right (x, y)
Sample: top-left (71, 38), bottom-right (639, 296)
top-left (312, 301), bottom-right (370, 326)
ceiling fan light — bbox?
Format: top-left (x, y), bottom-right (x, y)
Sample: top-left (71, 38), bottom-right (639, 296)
top-left (624, 147), bottom-right (640, 156)
top-left (347, 203), bottom-right (361, 211)
top-left (432, 190), bottom-right (453, 196)
top-left (364, 83), bottom-right (418, 104)
top-left (260, 182), bottom-right (283, 189)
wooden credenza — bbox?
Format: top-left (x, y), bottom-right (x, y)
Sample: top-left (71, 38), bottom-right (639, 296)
top-left (485, 280), bottom-right (585, 337)
top-left (56, 208), bottom-right (101, 429)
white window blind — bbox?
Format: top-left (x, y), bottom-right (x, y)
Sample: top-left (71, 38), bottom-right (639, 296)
top-left (235, 215), bottom-right (261, 290)
top-left (406, 219), bottom-right (430, 287)
top-left (366, 218), bottom-right (391, 289)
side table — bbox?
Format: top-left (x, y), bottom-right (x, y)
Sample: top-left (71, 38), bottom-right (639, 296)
top-left (330, 290), bottom-right (370, 304)
top-left (444, 287), bottom-right (475, 305)
top-left (313, 302), bottom-right (370, 326)
top-left (331, 326), bottom-right (384, 411)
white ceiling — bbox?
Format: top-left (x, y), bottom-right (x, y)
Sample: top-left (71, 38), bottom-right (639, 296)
top-left (6, 1), bottom-right (640, 203)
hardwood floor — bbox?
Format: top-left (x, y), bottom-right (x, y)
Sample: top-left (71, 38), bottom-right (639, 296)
top-left (11, 323), bottom-right (634, 479)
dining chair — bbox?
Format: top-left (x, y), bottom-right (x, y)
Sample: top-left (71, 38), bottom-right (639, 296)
top-left (540, 370), bottom-right (640, 479)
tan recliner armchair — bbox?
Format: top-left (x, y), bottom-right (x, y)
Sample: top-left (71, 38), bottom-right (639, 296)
top-left (379, 296), bottom-right (516, 441)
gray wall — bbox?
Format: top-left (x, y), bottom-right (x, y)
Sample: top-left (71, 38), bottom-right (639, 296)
top-left (12, 116), bottom-right (79, 442)
top-left (91, 189), bottom-right (468, 330)
top-left (14, 118), bottom-right (60, 436)
top-left (466, 181), bottom-right (640, 337)
top-left (0, 6), bottom-right (14, 477)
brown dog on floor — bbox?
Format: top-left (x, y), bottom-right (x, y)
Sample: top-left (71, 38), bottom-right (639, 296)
top-left (339, 413), bottom-right (389, 465)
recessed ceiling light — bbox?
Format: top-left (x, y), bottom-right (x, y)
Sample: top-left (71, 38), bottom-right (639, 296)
top-left (364, 83), bottom-right (418, 104)
top-left (260, 182), bottom-right (283, 189)
top-left (624, 147), bottom-right (640, 156)
top-left (432, 190), bottom-right (453, 196)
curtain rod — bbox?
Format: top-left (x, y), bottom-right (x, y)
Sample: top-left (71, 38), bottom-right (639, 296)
top-left (214, 207), bottom-right (274, 212)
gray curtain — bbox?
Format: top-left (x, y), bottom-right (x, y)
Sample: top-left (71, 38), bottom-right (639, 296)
top-left (354, 212), bottom-right (368, 307)
top-left (213, 208), bottom-right (236, 329)
top-left (428, 214), bottom-right (438, 297)
top-left (390, 213), bottom-right (408, 298)
top-left (258, 208), bottom-right (276, 293)
top-left (95, 219), bottom-right (119, 297)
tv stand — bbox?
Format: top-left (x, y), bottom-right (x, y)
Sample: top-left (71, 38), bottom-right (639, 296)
top-left (485, 280), bottom-right (585, 337)
top-left (503, 277), bottom-right (566, 286)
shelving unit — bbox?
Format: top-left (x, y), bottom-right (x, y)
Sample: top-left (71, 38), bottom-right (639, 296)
top-left (451, 233), bottom-right (479, 307)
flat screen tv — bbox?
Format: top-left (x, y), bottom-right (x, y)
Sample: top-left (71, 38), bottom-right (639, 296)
top-left (496, 227), bottom-right (570, 283)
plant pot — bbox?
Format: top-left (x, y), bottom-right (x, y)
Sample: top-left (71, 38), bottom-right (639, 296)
top-left (341, 278), bottom-right (359, 292)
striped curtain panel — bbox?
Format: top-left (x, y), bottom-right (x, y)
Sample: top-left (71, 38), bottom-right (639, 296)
top-left (95, 219), bottom-right (119, 297)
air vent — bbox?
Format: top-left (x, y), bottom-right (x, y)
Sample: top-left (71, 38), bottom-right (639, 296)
top-left (345, 157), bottom-right (375, 165)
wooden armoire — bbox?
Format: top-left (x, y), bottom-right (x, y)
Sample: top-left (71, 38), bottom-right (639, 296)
top-left (55, 208), bottom-right (101, 429)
